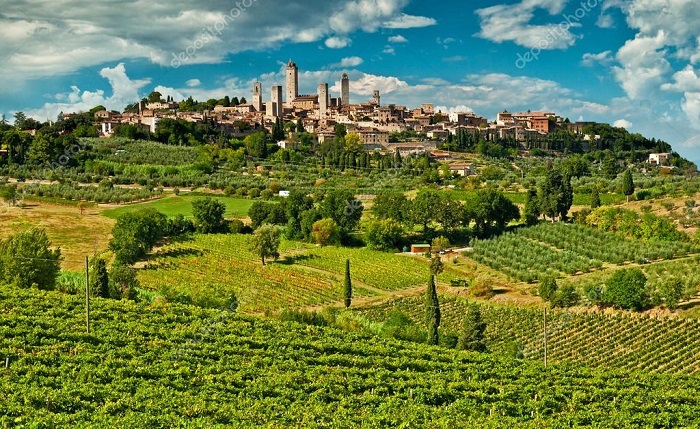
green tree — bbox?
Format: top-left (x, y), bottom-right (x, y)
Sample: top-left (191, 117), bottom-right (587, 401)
top-left (89, 257), bottom-right (109, 298)
top-left (603, 268), bottom-right (648, 311)
top-left (457, 303), bottom-right (486, 352)
top-left (410, 189), bottom-right (441, 233)
top-left (192, 197), bottom-right (226, 233)
top-left (364, 218), bottom-right (404, 250)
top-left (372, 192), bottom-right (408, 222)
top-left (466, 188), bottom-right (520, 235)
top-left (538, 276), bottom-right (558, 301)
top-left (0, 228), bottom-right (61, 290)
top-left (249, 224), bottom-right (281, 265)
top-left (523, 189), bottom-right (540, 225)
top-left (284, 190), bottom-right (313, 240)
top-left (0, 184), bottom-right (18, 207)
top-left (108, 209), bottom-right (168, 265)
top-left (244, 132), bottom-right (268, 158)
top-left (622, 169), bottom-right (635, 203)
top-left (590, 186), bottom-right (601, 209)
top-left (311, 218), bottom-right (341, 246)
top-left (551, 284), bottom-right (579, 308)
top-left (108, 264), bottom-right (139, 300)
top-left (344, 259), bottom-right (352, 309)
top-left (425, 274), bottom-right (441, 345)
top-left (431, 236), bottom-right (450, 252)
top-left (658, 278), bottom-right (684, 311)
top-left (320, 190), bottom-right (363, 234)
top-left (538, 169), bottom-right (573, 222)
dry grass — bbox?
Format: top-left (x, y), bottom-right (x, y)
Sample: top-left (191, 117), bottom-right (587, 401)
top-left (0, 202), bottom-right (114, 271)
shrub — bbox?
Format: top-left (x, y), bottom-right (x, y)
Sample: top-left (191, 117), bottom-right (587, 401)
top-left (602, 268), bottom-right (649, 311)
top-left (538, 277), bottom-right (558, 301)
top-left (551, 284), bottom-right (579, 308)
top-left (469, 277), bottom-right (494, 299)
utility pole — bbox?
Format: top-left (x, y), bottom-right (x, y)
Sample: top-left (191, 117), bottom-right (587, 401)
top-left (85, 256), bottom-right (90, 334)
top-left (543, 307), bottom-right (547, 368)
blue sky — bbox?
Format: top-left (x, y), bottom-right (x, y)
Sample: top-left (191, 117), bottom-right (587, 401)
top-left (1, 0), bottom-right (699, 163)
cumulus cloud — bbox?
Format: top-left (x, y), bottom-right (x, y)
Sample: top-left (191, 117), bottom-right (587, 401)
top-left (613, 119), bottom-right (632, 129)
top-left (581, 51), bottom-right (613, 67)
top-left (475, 0), bottom-right (580, 50)
top-left (612, 31), bottom-right (671, 100)
top-left (186, 79), bottom-right (201, 87)
top-left (24, 63), bottom-right (150, 120)
top-left (388, 35), bottom-right (408, 43)
top-left (331, 56), bottom-right (364, 68)
top-left (0, 0), bottom-right (434, 92)
top-left (325, 36), bottom-right (352, 49)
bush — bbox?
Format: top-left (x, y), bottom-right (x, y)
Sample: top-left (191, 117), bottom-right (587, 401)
top-left (469, 277), bottom-right (494, 299)
top-left (538, 277), bottom-right (558, 301)
top-left (602, 268), bottom-right (649, 311)
top-left (0, 228), bottom-right (61, 290)
top-left (192, 197), bottom-right (226, 233)
top-left (551, 284), bottom-right (579, 308)
top-left (108, 265), bottom-right (139, 300)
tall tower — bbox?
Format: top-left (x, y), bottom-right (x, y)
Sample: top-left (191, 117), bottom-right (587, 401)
top-left (252, 82), bottom-right (263, 112)
top-left (271, 85), bottom-right (283, 117)
top-left (318, 83), bottom-right (329, 118)
top-left (341, 73), bottom-right (350, 107)
top-left (373, 90), bottom-right (380, 107)
top-left (285, 59), bottom-right (298, 106)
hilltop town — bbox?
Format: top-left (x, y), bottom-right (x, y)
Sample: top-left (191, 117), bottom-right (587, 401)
top-left (83, 59), bottom-right (648, 159)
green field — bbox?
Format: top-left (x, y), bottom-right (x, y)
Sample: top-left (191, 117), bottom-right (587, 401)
top-left (137, 233), bottom-right (463, 312)
top-left (356, 295), bottom-right (700, 375)
top-left (102, 195), bottom-right (255, 219)
top-left (2, 285), bottom-right (700, 427)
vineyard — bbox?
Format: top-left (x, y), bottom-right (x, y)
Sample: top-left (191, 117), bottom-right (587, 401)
top-left (356, 296), bottom-right (700, 375)
top-left (137, 234), bottom-right (458, 312)
top-left (2, 285), bottom-right (700, 427)
top-left (468, 223), bottom-right (699, 282)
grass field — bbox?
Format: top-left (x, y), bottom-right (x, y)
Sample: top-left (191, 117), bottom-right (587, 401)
top-left (101, 195), bottom-right (255, 219)
top-left (0, 202), bottom-right (113, 271)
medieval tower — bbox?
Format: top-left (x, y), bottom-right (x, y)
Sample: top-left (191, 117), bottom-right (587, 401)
top-left (341, 73), bottom-right (350, 107)
top-left (252, 82), bottom-right (263, 112)
top-left (318, 83), bottom-right (329, 118)
top-left (285, 59), bottom-right (298, 106)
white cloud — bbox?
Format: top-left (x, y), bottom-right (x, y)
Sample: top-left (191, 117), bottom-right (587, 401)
top-left (475, 0), bottom-right (580, 50)
top-left (443, 55), bottom-right (466, 63)
top-left (186, 79), bottom-right (201, 87)
top-left (581, 51), bottom-right (613, 67)
top-left (0, 0), bottom-right (434, 91)
top-left (388, 35), bottom-right (408, 43)
top-left (382, 46), bottom-right (395, 55)
top-left (331, 56), bottom-right (364, 68)
top-left (434, 105), bottom-right (474, 114)
top-left (24, 63), bottom-right (150, 120)
top-left (612, 31), bottom-right (671, 100)
top-left (382, 14), bottom-right (436, 29)
top-left (325, 36), bottom-right (352, 49)
top-left (613, 119), bottom-right (632, 129)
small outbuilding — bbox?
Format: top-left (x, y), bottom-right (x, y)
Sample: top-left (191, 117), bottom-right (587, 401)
top-left (410, 244), bottom-right (431, 254)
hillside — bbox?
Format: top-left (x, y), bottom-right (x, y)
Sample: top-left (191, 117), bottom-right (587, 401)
top-left (2, 285), bottom-right (700, 427)
top-left (356, 296), bottom-right (700, 375)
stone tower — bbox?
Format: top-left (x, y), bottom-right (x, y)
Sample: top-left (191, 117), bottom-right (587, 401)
top-left (285, 59), bottom-right (298, 106)
top-left (341, 73), bottom-right (350, 107)
top-left (318, 83), bottom-right (329, 118)
top-left (270, 85), bottom-right (283, 117)
top-left (373, 90), bottom-right (380, 107)
top-left (252, 82), bottom-right (263, 112)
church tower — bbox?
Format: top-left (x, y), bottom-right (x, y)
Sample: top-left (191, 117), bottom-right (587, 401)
top-left (252, 82), bottom-right (263, 112)
top-left (341, 73), bottom-right (350, 107)
top-left (373, 90), bottom-right (380, 107)
top-left (318, 83), bottom-right (329, 118)
top-left (285, 59), bottom-right (298, 106)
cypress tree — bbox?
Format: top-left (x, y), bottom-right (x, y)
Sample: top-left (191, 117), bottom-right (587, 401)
top-left (425, 274), bottom-right (440, 345)
top-left (622, 169), bottom-right (635, 203)
top-left (344, 259), bottom-right (352, 308)
top-left (89, 257), bottom-right (109, 298)
top-left (457, 303), bottom-right (486, 352)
